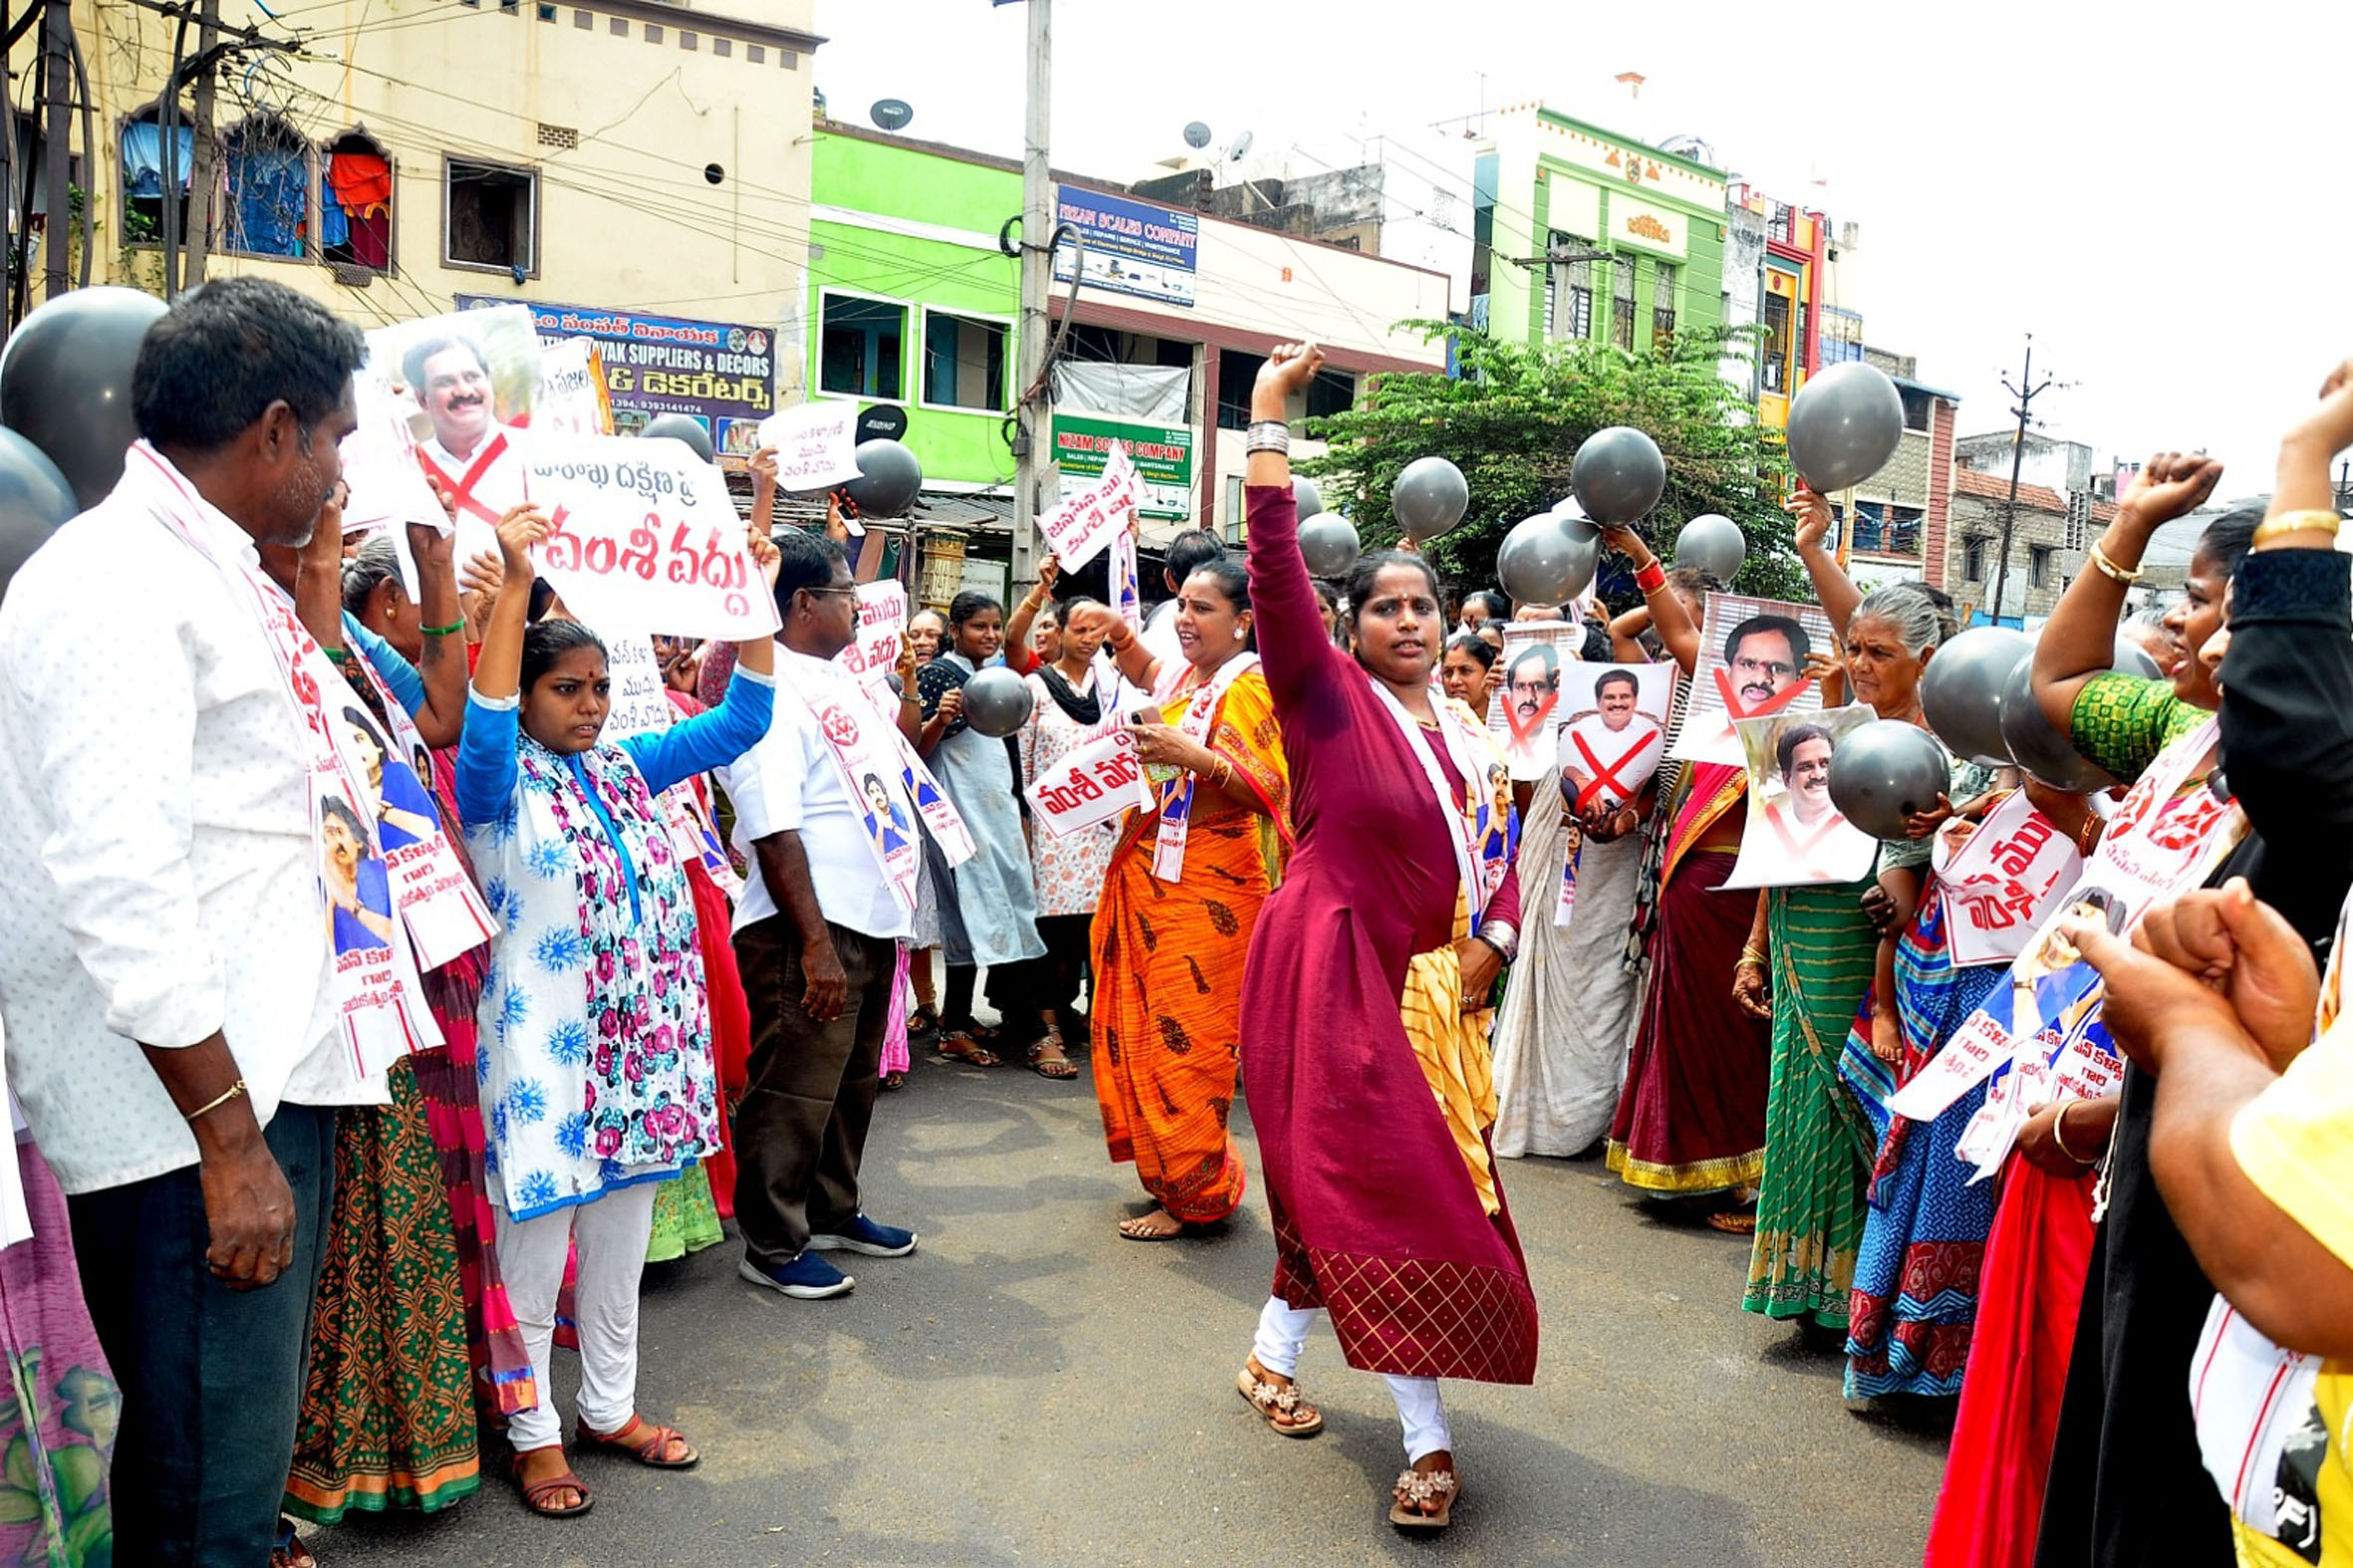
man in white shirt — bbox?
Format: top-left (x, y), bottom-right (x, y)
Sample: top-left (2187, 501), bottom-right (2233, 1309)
top-left (0, 276), bottom-right (365, 1564)
top-left (725, 530), bottom-right (921, 1301)
top-left (402, 333), bottom-right (523, 558)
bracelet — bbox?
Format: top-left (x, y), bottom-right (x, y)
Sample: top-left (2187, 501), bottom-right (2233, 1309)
top-left (1244, 420), bottom-right (1291, 456)
top-left (1635, 560), bottom-right (1668, 595)
top-left (324, 647), bottom-right (355, 664)
top-left (2252, 508), bottom-right (2343, 546)
top-left (1740, 944), bottom-right (1767, 967)
top-left (419, 618), bottom-right (465, 638)
top-left (184, 1078), bottom-right (249, 1124)
top-left (2074, 812), bottom-right (2100, 857)
top-left (1475, 919), bottom-right (1519, 963)
top-left (2086, 540), bottom-right (2144, 585)
top-left (2050, 1101), bottom-right (2098, 1166)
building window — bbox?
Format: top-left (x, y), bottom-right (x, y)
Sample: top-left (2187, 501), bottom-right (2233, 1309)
top-left (1216, 349), bottom-right (1267, 430)
top-left (1900, 387), bottom-right (1934, 431)
top-left (679, 28), bottom-right (696, 47)
top-left (820, 294), bottom-right (907, 399)
top-left (220, 115), bottom-right (310, 259)
top-left (320, 131), bottom-right (392, 273)
top-left (921, 311), bottom-right (1006, 410)
top-left (1546, 231), bottom-right (1595, 344)
top-left (443, 156), bottom-right (536, 274)
top-left (609, 15), bottom-right (627, 32)
top-left (746, 43), bottom-right (764, 62)
top-left (574, 9), bottom-right (591, 25)
top-left (119, 107), bottom-right (193, 246)
top-left (2030, 544), bottom-right (2055, 588)
top-left (1651, 259), bottom-right (1677, 350)
top-left (1761, 289), bottom-right (1792, 393)
top-left (1305, 368), bottom-right (1356, 421)
top-left (1611, 254), bottom-right (1636, 351)
top-left (1963, 536), bottom-right (1987, 581)
top-left (712, 35), bottom-right (729, 55)
top-left (644, 23), bottom-right (661, 41)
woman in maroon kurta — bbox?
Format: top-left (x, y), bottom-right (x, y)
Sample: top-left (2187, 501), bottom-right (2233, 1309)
top-left (1231, 345), bottom-right (1538, 1531)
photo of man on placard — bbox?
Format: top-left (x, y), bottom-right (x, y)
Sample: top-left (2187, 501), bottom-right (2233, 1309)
top-left (1723, 707), bottom-right (1880, 891)
top-left (1672, 594), bottom-right (1837, 768)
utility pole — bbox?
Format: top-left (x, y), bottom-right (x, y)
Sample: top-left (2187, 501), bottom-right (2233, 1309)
top-left (1987, 335), bottom-right (2054, 626)
top-left (39, 0), bottom-right (70, 301)
top-left (178, 0), bottom-right (223, 287)
top-left (1009, 0), bottom-right (1052, 585)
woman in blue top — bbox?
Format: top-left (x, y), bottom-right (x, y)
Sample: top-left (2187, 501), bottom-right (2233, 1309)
top-left (455, 504), bottom-right (777, 1518)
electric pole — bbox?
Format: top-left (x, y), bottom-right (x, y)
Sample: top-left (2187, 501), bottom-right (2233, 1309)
top-left (1009, 0), bottom-right (1052, 585)
top-left (39, 0), bottom-right (70, 301)
top-left (178, 0), bottom-right (224, 286)
top-left (1987, 335), bottom-right (2054, 626)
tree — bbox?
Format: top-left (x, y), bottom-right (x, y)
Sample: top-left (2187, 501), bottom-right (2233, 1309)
top-left (1301, 322), bottom-right (1805, 605)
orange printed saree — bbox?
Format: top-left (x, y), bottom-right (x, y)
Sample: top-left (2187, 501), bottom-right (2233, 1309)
top-left (1090, 665), bottom-right (1290, 1221)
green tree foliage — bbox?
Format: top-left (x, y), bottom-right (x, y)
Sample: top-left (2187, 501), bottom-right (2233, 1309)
top-left (1301, 323), bottom-right (1806, 605)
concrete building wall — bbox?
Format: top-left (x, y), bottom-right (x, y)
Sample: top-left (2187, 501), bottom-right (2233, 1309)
top-left (51, 0), bottom-right (818, 356)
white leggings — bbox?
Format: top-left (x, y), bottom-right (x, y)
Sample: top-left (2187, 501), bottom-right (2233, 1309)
top-left (1253, 1295), bottom-right (1453, 1462)
top-left (493, 1180), bottom-right (660, 1452)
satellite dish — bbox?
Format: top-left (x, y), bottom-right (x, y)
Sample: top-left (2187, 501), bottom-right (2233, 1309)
top-left (871, 99), bottom-right (914, 131)
top-left (1228, 130), bottom-right (1254, 160)
top-left (1182, 121), bottom-right (1211, 150)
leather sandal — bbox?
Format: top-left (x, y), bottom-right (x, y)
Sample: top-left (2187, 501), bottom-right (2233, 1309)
top-left (935, 1029), bottom-right (1002, 1068)
top-left (512, 1447), bottom-right (594, 1518)
top-left (1027, 1032), bottom-right (1079, 1080)
top-left (1235, 1360), bottom-right (1324, 1437)
top-left (577, 1415), bottom-right (699, 1469)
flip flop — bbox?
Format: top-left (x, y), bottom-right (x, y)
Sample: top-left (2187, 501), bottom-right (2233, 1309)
top-left (1705, 1208), bottom-right (1758, 1236)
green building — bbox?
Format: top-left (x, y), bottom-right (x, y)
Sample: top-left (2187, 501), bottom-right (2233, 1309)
top-left (1470, 104), bottom-right (1726, 353)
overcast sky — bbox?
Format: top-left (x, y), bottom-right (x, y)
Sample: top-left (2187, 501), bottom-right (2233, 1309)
top-left (813, 0), bottom-right (2352, 490)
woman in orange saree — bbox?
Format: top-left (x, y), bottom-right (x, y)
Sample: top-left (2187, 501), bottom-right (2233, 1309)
top-left (1079, 559), bottom-right (1291, 1239)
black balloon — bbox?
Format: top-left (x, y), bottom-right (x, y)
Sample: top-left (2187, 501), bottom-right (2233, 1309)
top-left (844, 438), bottom-right (923, 517)
top-left (1999, 655), bottom-right (2113, 792)
top-left (640, 412), bottom-right (716, 463)
top-left (0, 286), bottom-right (168, 508)
top-left (0, 428), bottom-right (78, 605)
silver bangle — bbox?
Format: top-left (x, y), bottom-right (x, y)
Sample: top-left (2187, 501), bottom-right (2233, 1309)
top-left (1244, 420), bottom-right (1290, 456)
top-left (1476, 919), bottom-right (1518, 963)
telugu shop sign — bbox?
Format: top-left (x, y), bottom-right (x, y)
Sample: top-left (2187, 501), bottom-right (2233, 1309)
top-left (458, 294), bottom-right (778, 459)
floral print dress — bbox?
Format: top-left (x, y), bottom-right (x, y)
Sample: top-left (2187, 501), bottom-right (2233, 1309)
top-left (453, 670), bottom-right (774, 1220)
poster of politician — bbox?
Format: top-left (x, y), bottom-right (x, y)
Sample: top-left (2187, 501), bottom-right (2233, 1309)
top-left (1672, 594), bottom-right (1838, 767)
top-left (1554, 662), bottom-right (1673, 813)
top-left (362, 305), bottom-right (546, 559)
top-left (1485, 621), bottom-right (1586, 780)
top-left (1722, 706), bottom-right (1881, 890)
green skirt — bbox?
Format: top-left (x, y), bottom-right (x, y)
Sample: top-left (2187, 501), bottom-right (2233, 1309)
top-left (647, 1162), bottom-right (725, 1263)
top-left (1742, 884), bottom-right (1879, 1328)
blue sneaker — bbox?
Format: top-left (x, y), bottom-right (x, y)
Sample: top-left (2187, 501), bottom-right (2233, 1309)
top-left (738, 1250), bottom-right (854, 1299)
top-left (808, 1213), bottom-right (918, 1257)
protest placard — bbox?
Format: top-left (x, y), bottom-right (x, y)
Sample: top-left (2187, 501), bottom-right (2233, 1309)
top-left (533, 337), bottom-right (615, 437)
top-left (1934, 791), bottom-right (2086, 968)
top-left (840, 581), bottom-right (907, 690)
top-left (518, 435), bottom-right (780, 640)
top-left (1673, 594), bottom-right (1837, 766)
top-left (1025, 728), bottom-right (1153, 839)
top-left (1484, 621), bottom-right (1585, 780)
top-left (363, 305), bottom-right (545, 562)
top-left (1721, 706), bottom-right (1882, 891)
top-left (755, 401), bottom-right (864, 493)
top-left (1035, 446), bottom-right (1140, 572)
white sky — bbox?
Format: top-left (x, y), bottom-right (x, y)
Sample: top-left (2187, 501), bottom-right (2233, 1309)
top-left (813, 0), bottom-right (2353, 488)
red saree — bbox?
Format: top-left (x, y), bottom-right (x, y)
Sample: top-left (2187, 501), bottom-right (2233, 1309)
top-left (1607, 763), bottom-right (1772, 1192)
top-left (1238, 483), bottom-right (1537, 1385)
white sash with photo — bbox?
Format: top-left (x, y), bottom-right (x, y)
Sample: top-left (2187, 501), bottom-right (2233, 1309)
top-left (773, 659), bottom-right (941, 915)
top-left (341, 652), bottom-right (500, 967)
top-left (1373, 684), bottom-right (1512, 923)
top-left (1150, 653), bottom-right (1258, 884)
top-left (1892, 715), bottom-right (2245, 1129)
top-left (126, 443), bottom-right (438, 1081)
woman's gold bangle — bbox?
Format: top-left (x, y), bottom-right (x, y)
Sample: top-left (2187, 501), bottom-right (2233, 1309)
top-left (184, 1078), bottom-right (249, 1124)
top-left (2252, 508), bottom-right (2343, 546)
top-left (2087, 540), bottom-right (2144, 585)
top-left (2050, 1101), bottom-right (2098, 1166)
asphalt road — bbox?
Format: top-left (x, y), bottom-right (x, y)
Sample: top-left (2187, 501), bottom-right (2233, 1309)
top-left (312, 1049), bottom-right (1951, 1567)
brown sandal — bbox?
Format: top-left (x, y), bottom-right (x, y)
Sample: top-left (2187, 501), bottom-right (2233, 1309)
top-left (1389, 1463), bottom-right (1460, 1530)
top-left (512, 1447), bottom-right (594, 1517)
top-left (1235, 1360), bottom-right (1324, 1437)
top-left (1705, 1208), bottom-right (1758, 1235)
top-left (577, 1415), bottom-right (699, 1469)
